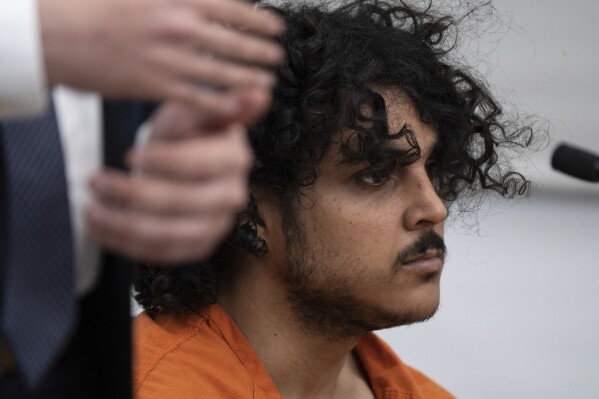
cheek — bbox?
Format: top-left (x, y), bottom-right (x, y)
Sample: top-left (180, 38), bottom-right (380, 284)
top-left (299, 193), bottom-right (402, 272)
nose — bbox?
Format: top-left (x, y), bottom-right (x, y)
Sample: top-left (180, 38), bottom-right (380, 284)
top-left (403, 174), bottom-right (448, 230)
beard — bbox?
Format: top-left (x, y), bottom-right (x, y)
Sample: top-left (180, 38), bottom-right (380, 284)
top-left (279, 210), bottom-right (443, 342)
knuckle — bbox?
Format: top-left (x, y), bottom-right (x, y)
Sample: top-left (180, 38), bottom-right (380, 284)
top-left (156, 12), bottom-right (195, 39)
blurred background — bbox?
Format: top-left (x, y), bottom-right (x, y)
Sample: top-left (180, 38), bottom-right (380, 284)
top-left (379, 0), bottom-right (599, 397)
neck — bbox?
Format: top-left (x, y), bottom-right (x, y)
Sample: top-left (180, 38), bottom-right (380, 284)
top-left (217, 260), bottom-right (371, 399)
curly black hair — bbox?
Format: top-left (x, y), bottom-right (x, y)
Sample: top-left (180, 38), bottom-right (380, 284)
top-left (135, 0), bottom-right (535, 318)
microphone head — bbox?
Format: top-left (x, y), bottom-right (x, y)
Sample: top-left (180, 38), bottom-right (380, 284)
top-left (551, 143), bottom-right (599, 182)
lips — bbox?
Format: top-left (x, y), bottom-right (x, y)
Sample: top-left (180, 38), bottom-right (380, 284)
top-left (403, 249), bottom-right (444, 264)
top-left (401, 250), bottom-right (444, 273)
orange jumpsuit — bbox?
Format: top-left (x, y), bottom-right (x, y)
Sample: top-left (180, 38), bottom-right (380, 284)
top-left (134, 304), bottom-right (455, 399)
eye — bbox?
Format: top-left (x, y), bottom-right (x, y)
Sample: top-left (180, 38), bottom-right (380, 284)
top-left (356, 167), bottom-right (392, 186)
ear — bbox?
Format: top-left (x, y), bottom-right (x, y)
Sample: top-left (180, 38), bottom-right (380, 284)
top-left (235, 192), bottom-right (269, 257)
top-left (241, 189), bottom-right (288, 261)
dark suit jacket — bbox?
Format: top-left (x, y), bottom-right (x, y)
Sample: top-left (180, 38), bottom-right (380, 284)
top-left (0, 100), bottom-right (154, 398)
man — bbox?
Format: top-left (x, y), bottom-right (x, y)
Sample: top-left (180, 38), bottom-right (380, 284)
top-left (133, 1), bottom-right (535, 398)
top-left (0, 0), bottom-right (284, 397)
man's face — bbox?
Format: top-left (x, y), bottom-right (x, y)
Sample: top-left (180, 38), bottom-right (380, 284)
top-left (264, 90), bottom-right (448, 340)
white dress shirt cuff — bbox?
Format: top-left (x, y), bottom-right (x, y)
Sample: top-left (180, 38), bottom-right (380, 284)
top-left (0, 0), bottom-right (48, 118)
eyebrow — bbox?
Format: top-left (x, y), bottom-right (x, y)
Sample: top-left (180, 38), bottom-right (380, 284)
top-left (386, 123), bottom-right (441, 161)
top-left (337, 123), bottom-right (440, 167)
top-left (379, 124), bottom-right (422, 166)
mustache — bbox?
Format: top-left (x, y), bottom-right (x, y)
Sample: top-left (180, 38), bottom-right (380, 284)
top-left (397, 230), bottom-right (446, 265)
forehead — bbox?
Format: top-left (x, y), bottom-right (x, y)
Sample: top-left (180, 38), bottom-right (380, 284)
top-left (379, 88), bottom-right (438, 151)
top-left (331, 88), bottom-right (439, 163)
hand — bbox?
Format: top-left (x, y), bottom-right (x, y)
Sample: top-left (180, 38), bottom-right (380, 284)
top-left (40, 0), bottom-right (284, 116)
top-left (86, 88), bottom-right (269, 263)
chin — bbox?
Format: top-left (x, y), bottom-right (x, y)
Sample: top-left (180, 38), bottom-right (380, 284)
top-left (387, 284), bottom-right (441, 327)
top-left (409, 297), bottom-right (441, 323)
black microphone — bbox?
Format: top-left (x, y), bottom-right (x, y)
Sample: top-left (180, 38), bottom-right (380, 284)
top-left (551, 143), bottom-right (599, 183)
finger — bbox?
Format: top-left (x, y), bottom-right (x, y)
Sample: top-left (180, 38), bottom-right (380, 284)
top-left (197, 0), bottom-right (285, 37)
top-left (128, 127), bottom-right (253, 179)
top-left (145, 86), bottom-right (271, 146)
top-left (165, 80), bottom-right (242, 117)
top-left (90, 169), bottom-right (249, 215)
top-left (150, 46), bottom-right (277, 89)
top-left (87, 204), bottom-right (234, 263)
top-left (157, 86), bottom-right (272, 133)
top-left (189, 20), bottom-right (285, 66)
